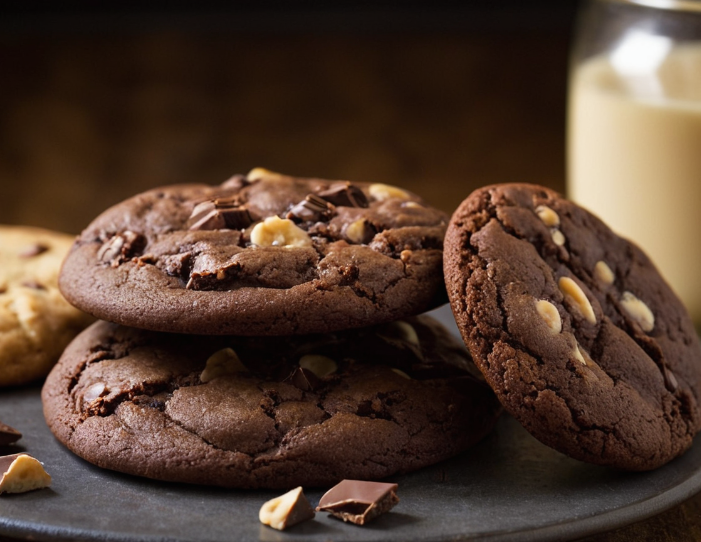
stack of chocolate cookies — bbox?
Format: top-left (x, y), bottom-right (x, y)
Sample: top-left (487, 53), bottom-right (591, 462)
top-left (42, 168), bottom-right (502, 489)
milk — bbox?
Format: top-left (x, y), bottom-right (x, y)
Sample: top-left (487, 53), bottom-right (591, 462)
top-left (568, 43), bottom-right (701, 324)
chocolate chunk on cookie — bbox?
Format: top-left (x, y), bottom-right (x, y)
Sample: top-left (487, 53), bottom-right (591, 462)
top-left (59, 169), bottom-right (448, 335)
top-left (0, 226), bottom-right (94, 386)
top-left (42, 316), bottom-right (500, 489)
top-left (444, 183), bottom-right (701, 471)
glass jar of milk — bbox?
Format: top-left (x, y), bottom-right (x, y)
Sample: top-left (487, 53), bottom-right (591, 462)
top-left (568, 0), bottom-right (701, 326)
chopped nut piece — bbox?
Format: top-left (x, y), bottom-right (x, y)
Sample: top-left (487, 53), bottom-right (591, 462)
top-left (391, 368), bottom-right (411, 379)
top-left (551, 229), bottom-right (566, 246)
top-left (594, 261), bottom-right (615, 285)
top-left (535, 205), bottom-right (560, 227)
top-left (317, 480), bottom-right (399, 525)
top-left (259, 486), bottom-right (315, 531)
top-left (368, 183), bottom-right (410, 201)
top-left (0, 422), bottom-right (21, 446)
top-left (247, 167), bottom-right (286, 182)
top-left (558, 277), bottom-right (596, 324)
top-left (299, 355), bottom-right (337, 378)
top-left (344, 219), bottom-right (375, 244)
top-left (573, 344), bottom-right (588, 365)
top-left (536, 300), bottom-right (562, 334)
top-left (200, 348), bottom-right (247, 383)
top-left (82, 382), bottom-right (106, 405)
top-left (621, 291), bottom-right (655, 332)
top-left (0, 454), bottom-right (51, 494)
top-left (250, 217), bottom-right (312, 248)
top-left (664, 366), bottom-right (678, 393)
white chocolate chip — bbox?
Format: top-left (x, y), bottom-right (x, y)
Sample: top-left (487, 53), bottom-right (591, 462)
top-left (391, 368), bottom-right (411, 379)
top-left (368, 183), bottom-right (410, 201)
top-left (535, 205), bottom-right (560, 227)
top-left (621, 291), bottom-right (655, 332)
top-left (380, 321), bottom-right (421, 346)
top-left (299, 355), bottom-right (337, 378)
top-left (250, 216), bottom-right (312, 248)
top-left (200, 348), bottom-right (247, 383)
top-left (259, 486), bottom-right (315, 530)
top-left (0, 455), bottom-right (51, 494)
top-left (594, 261), bottom-right (615, 285)
top-left (345, 219), bottom-right (370, 244)
top-left (402, 201), bottom-right (423, 209)
top-left (558, 277), bottom-right (596, 324)
top-left (551, 229), bottom-right (566, 246)
top-left (535, 299), bottom-right (562, 334)
top-left (247, 167), bottom-right (285, 182)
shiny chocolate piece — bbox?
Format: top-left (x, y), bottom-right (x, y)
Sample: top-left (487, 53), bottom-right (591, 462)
top-left (189, 198), bottom-right (253, 231)
top-left (316, 480), bottom-right (399, 525)
top-left (318, 183), bottom-right (369, 208)
top-left (284, 367), bottom-right (321, 391)
top-left (259, 486), bottom-right (315, 530)
top-left (0, 453), bottom-right (52, 494)
top-left (286, 194), bottom-right (335, 223)
top-left (18, 243), bottom-right (49, 258)
top-left (0, 421), bottom-right (21, 446)
top-left (97, 231), bottom-right (146, 267)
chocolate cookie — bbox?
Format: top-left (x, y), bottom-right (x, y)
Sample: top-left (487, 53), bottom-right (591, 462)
top-left (444, 183), bottom-right (701, 471)
top-left (0, 226), bottom-right (94, 386)
top-left (58, 169), bottom-right (448, 335)
top-left (42, 316), bottom-right (501, 488)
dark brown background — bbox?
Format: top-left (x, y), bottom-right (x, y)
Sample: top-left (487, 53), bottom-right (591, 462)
top-left (1, 2), bottom-right (699, 540)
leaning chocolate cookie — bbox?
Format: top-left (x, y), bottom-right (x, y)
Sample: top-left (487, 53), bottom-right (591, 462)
top-left (444, 183), bottom-right (701, 471)
top-left (42, 316), bottom-right (501, 489)
top-left (58, 169), bottom-right (447, 335)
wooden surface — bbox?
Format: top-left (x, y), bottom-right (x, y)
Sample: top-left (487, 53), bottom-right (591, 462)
top-left (1, 11), bottom-right (700, 542)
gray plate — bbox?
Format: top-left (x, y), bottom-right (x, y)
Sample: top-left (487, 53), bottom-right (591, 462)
top-left (2, 305), bottom-right (701, 542)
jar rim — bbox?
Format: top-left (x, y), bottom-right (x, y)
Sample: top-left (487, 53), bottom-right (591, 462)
top-left (601, 0), bottom-right (701, 12)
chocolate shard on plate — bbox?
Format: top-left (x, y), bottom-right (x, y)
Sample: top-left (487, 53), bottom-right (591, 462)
top-left (316, 480), bottom-right (399, 525)
top-left (0, 422), bottom-right (21, 446)
top-left (259, 486), bottom-right (315, 530)
top-left (318, 183), bottom-right (369, 208)
top-left (0, 453), bottom-right (52, 494)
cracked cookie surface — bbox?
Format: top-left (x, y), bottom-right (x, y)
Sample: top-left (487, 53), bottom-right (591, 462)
top-left (444, 183), bottom-right (701, 470)
top-left (0, 226), bottom-right (94, 386)
top-left (41, 316), bottom-right (501, 488)
top-left (58, 169), bottom-right (448, 335)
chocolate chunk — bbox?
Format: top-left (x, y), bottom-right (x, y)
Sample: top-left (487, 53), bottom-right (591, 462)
top-left (318, 183), bottom-right (369, 208)
top-left (664, 366), bottom-right (679, 393)
top-left (316, 480), bottom-right (399, 525)
top-left (286, 194), bottom-right (336, 223)
top-left (189, 198), bottom-right (253, 231)
top-left (284, 367), bottom-right (321, 391)
top-left (97, 231), bottom-right (146, 267)
top-left (19, 243), bottom-right (49, 258)
top-left (0, 422), bottom-right (21, 446)
top-left (0, 453), bottom-right (52, 494)
top-left (259, 486), bottom-right (315, 530)
top-left (21, 280), bottom-right (45, 290)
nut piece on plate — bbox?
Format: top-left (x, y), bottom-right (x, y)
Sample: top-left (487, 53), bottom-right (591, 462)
top-left (0, 421), bottom-right (22, 446)
top-left (259, 486), bottom-right (315, 530)
top-left (0, 453), bottom-right (51, 494)
top-left (316, 480), bottom-right (399, 525)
